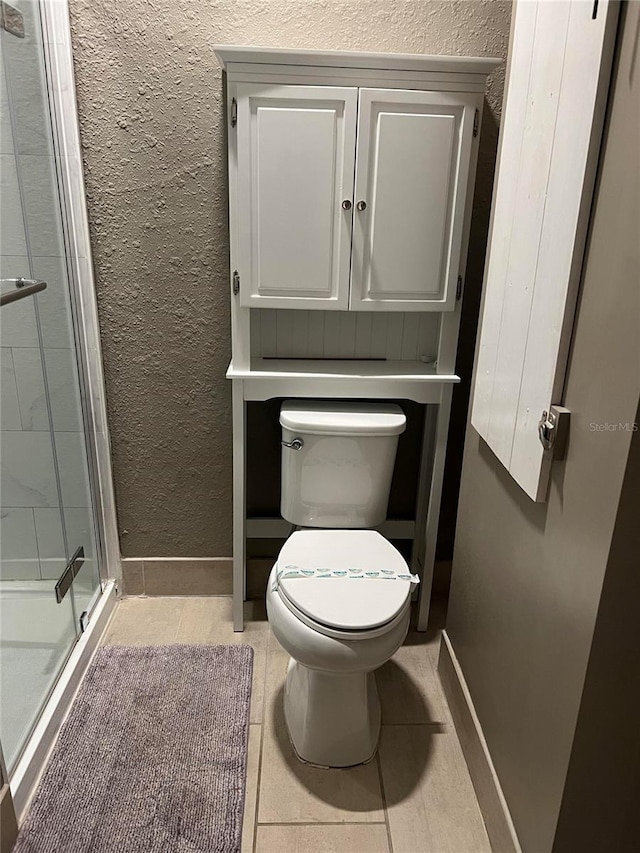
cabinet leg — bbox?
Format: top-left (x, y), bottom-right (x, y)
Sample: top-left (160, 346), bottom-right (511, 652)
top-left (417, 386), bottom-right (453, 632)
top-left (411, 404), bottom-right (437, 580)
top-left (232, 380), bottom-right (246, 632)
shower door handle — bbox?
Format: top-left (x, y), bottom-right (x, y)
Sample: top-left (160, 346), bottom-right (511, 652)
top-left (0, 278), bottom-right (47, 307)
top-left (55, 547), bottom-right (85, 603)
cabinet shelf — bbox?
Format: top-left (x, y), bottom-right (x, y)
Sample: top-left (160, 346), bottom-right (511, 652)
top-left (227, 358), bottom-right (460, 403)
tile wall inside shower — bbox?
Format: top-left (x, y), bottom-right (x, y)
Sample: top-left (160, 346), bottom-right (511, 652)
top-left (0, 0), bottom-right (94, 585)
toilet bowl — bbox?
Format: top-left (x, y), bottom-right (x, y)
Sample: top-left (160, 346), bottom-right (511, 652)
top-left (268, 400), bottom-right (412, 767)
top-left (267, 529), bottom-right (412, 767)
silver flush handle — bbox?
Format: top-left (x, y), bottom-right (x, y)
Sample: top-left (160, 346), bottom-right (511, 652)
top-left (281, 437), bottom-right (304, 451)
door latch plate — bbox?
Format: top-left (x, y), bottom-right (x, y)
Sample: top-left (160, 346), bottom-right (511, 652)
top-left (538, 406), bottom-right (570, 458)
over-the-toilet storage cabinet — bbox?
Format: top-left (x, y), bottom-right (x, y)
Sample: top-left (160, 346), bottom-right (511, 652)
top-left (215, 47), bottom-right (500, 630)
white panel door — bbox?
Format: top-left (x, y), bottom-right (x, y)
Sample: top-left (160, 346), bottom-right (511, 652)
top-left (236, 84), bottom-right (357, 309)
top-left (471, 0), bottom-right (619, 501)
top-left (350, 89), bottom-right (479, 312)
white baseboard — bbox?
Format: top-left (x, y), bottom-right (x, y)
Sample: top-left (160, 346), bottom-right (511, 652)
top-left (438, 631), bottom-right (522, 853)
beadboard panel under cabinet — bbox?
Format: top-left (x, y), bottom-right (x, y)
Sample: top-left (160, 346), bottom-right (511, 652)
top-left (251, 310), bottom-right (441, 362)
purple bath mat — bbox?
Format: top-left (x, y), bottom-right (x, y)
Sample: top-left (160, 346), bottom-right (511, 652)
top-left (14, 644), bottom-right (254, 853)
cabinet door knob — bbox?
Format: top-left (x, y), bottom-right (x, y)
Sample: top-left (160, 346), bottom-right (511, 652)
top-left (356, 200), bottom-right (367, 211)
top-left (341, 199), bottom-right (352, 210)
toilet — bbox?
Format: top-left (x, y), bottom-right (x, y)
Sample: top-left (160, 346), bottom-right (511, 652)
top-left (266, 400), bottom-right (415, 768)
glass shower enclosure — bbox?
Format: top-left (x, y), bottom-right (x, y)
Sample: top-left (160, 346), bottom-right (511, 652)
top-left (1, 0), bottom-right (108, 777)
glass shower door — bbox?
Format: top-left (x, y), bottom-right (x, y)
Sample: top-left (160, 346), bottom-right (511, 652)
top-left (0, 0), bottom-right (102, 772)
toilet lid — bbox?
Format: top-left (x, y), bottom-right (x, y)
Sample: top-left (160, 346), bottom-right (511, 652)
top-left (276, 530), bottom-right (412, 631)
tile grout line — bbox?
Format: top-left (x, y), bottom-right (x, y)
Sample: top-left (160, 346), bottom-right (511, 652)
top-left (171, 593), bottom-right (187, 641)
top-left (376, 749), bottom-right (395, 853)
top-left (249, 722), bottom-right (263, 853)
top-left (252, 716), bottom-right (265, 853)
top-left (382, 721), bottom-right (450, 728)
top-left (255, 821), bottom-right (389, 827)
top-left (251, 688), bottom-right (267, 853)
top-left (253, 622), bottom-right (272, 852)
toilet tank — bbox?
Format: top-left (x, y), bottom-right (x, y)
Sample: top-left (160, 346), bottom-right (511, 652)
top-left (280, 400), bottom-right (406, 528)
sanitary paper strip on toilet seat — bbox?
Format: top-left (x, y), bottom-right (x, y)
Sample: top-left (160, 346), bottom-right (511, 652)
top-left (271, 564), bottom-right (420, 592)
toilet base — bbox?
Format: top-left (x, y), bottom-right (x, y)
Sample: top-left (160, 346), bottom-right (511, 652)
top-left (284, 658), bottom-right (381, 767)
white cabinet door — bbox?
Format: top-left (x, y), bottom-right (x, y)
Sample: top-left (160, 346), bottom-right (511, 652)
top-left (235, 84), bottom-right (357, 310)
top-left (350, 89), bottom-right (479, 311)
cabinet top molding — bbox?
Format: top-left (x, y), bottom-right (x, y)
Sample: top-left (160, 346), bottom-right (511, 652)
top-left (213, 45), bottom-right (501, 77)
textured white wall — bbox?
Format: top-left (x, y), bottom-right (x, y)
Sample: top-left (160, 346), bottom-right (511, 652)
top-left (68, 0), bottom-right (511, 556)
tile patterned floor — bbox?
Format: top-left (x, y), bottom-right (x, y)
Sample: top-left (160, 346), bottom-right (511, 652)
top-left (103, 597), bottom-right (491, 852)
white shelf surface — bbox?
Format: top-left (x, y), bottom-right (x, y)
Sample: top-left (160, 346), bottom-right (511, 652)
top-left (214, 46), bottom-right (502, 77)
top-left (227, 359), bottom-right (460, 403)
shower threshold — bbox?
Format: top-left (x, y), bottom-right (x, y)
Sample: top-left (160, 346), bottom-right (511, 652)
top-left (4, 580), bottom-right (117, 821)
